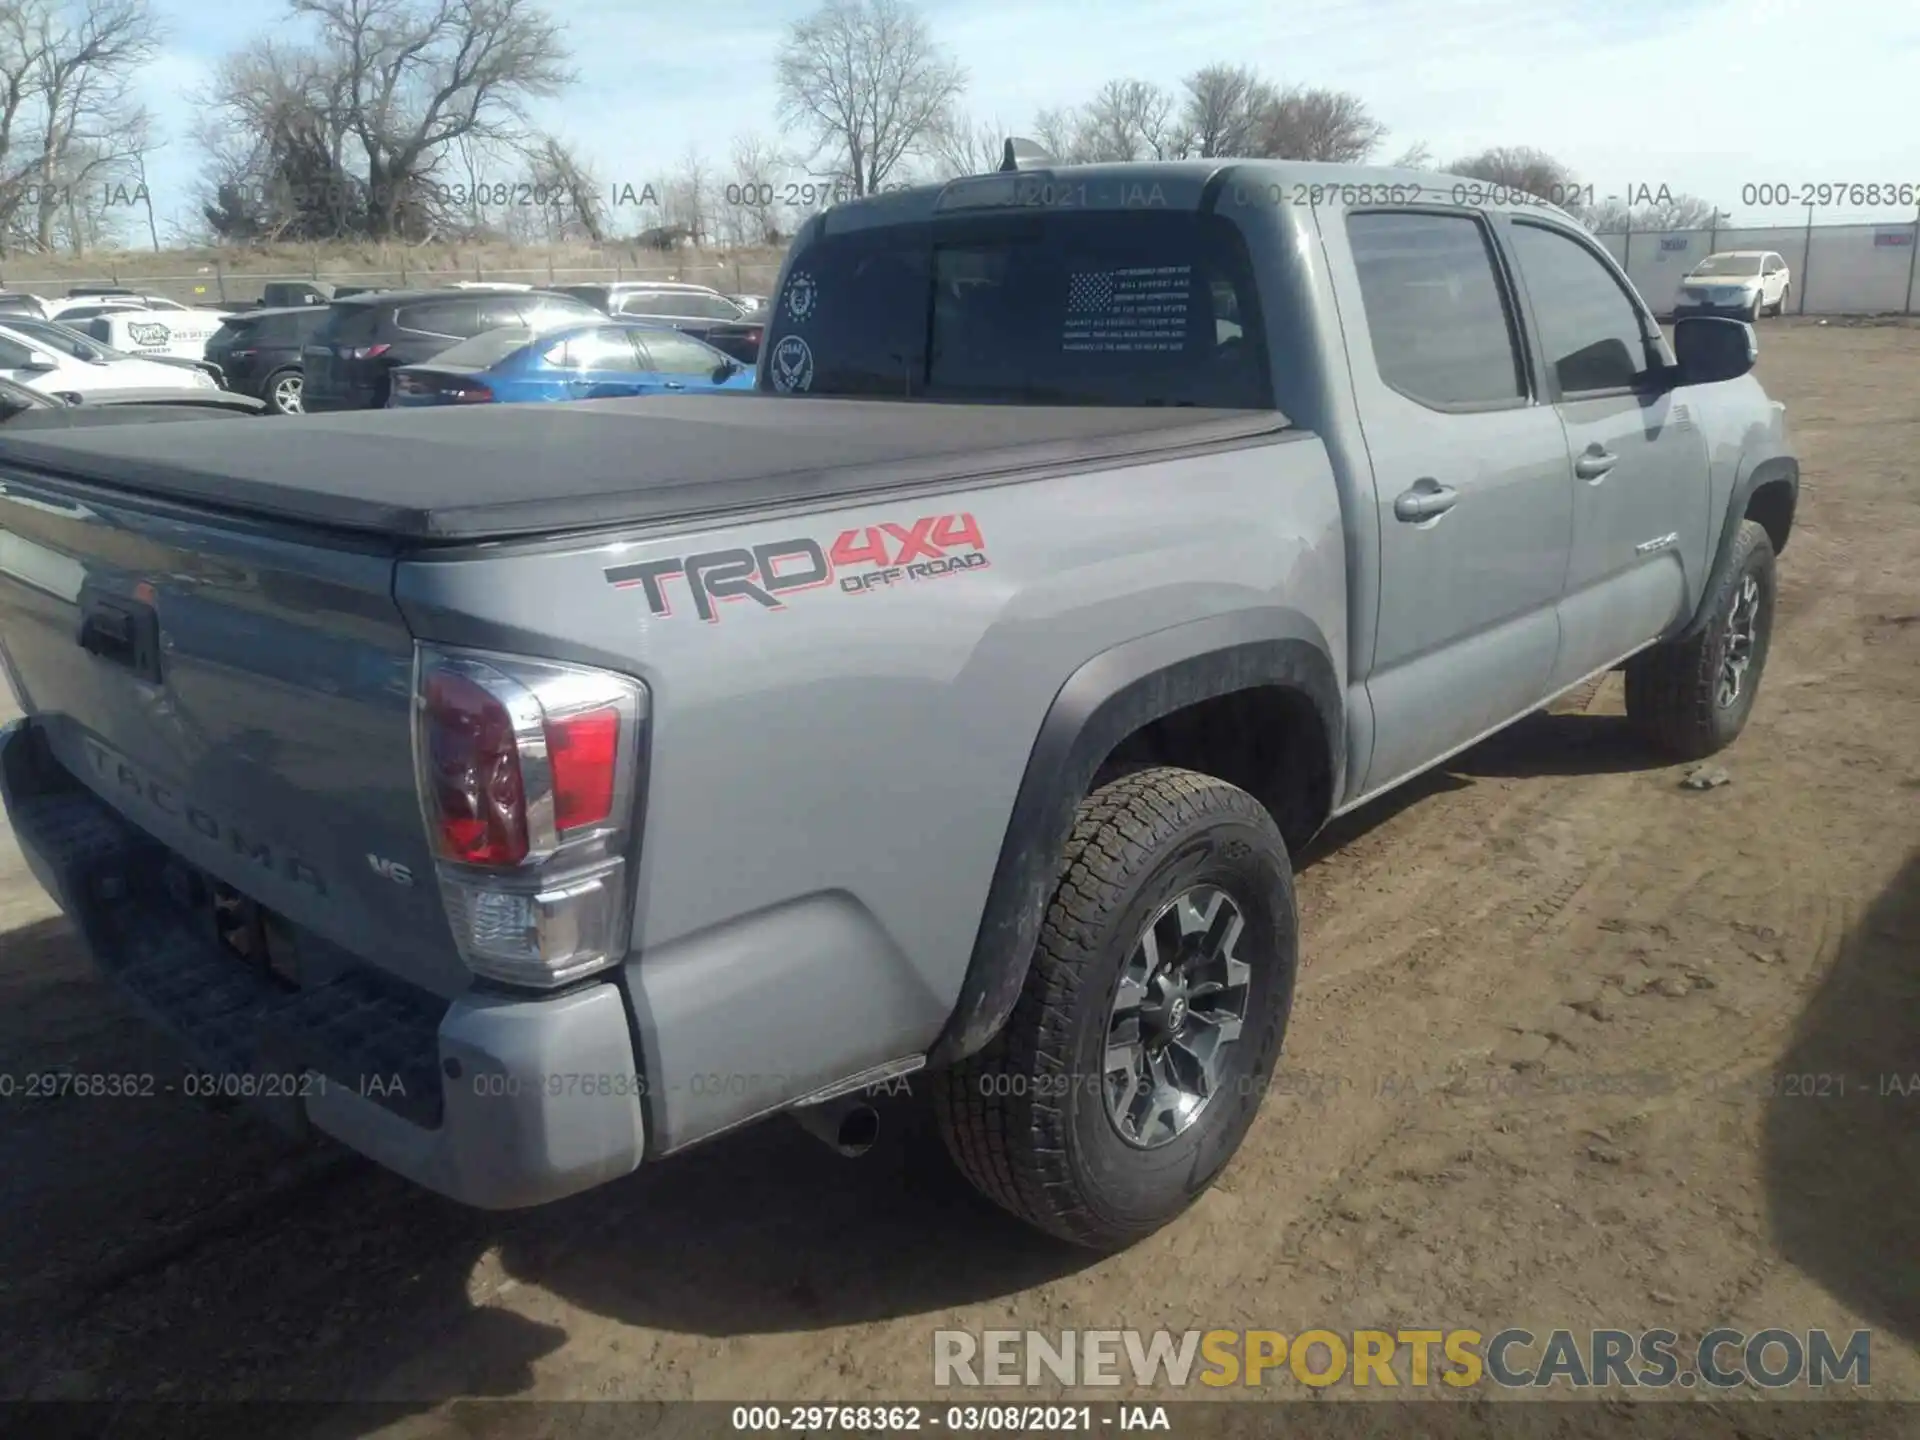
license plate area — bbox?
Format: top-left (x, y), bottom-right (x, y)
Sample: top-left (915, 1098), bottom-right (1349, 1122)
top-left (159, 856), bottom-right (302, 992)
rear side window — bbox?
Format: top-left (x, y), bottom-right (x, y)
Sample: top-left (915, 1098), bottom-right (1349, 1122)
top-left (256, 312), bottom-right (323, 343)
top-left (318, 303), bottom-right (382, 347)
top-left (396, 301), bottom-right (482, 337)
top-left (763, 210), bottom-right (1271, 406)
top-left (543, 327), bottom-right (641, 371)
top-left (513, 297), bottom-right (601, 330)
top-left (1507, 221), bottom-right (1654, 395)
top-left (1345, 212), bottom-right (1526, 408)
top-left (636, 331), bottom-right (724, 374)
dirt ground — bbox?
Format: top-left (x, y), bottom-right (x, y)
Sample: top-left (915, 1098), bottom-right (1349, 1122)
top-left (0, 318), bottom-right (1915, 1434)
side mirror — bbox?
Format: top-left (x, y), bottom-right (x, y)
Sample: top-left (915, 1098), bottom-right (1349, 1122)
top-left (711, 361), bottom-right (739, 383)
top-left (1672, 316), bottom-right (1757, 385)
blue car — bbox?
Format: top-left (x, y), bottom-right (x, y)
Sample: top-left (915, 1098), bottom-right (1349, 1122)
top-left (387, 318), bottom-right (756, 407)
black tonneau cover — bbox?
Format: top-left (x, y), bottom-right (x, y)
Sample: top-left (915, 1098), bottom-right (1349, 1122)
top-left (0, 395), bottom-right (1285, 542)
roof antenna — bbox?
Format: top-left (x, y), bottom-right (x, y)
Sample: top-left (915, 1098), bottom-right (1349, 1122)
top-left (999, 137), bottom-right (1054, 172)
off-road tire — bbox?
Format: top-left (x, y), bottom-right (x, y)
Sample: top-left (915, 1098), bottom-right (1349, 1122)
top-left (932, 766), bottom-right (1298, 1249)
top-left (1625, 518), bottom-right (1777, 760)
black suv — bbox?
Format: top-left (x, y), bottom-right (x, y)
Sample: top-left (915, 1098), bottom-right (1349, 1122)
top-left (206, 306), bottom-right (331, 414)
top-left (302, 289), bottom-right (601, 411)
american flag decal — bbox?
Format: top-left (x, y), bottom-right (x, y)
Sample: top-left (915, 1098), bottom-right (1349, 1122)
top-left (1067, 271), bottom-right (1115, 312)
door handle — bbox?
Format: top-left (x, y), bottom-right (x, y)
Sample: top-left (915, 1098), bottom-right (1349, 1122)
top-left (77, 589), bottom-right (162, 683)
top-left (1574, 448), bottom-right (1618, 481)
top-left (661, 380), bottom-right (686, 391)
top-left (1393, 481), bottom-right (1459, 523)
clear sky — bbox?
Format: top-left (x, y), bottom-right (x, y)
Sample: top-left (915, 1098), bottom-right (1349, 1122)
top-left (133, 0), bottom-right (1920, 239)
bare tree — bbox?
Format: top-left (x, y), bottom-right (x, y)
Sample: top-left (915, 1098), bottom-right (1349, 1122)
top-left (1181, 63), bottom-right (1275, 158)
top-left (520, 131), bottom-right (601, 242)
top-left (775, 0), bottom-right (966, 196)
top-left (1028, 105), bottom-right (1086, 164)
top-left (20, 0), bottom-right (157, 249)
top-left (717, 133), bottom-right (788, 245)
top-left (1583, 192), bottom-right (1720, 232)
top-left (128, 127), bottom-right (155, 248)
top-left (661, 145), bottom-right (711, 245)
top-left (1448, 146), bottom-right (1581, 202)
top-left (1076, 79), bottom-right (1184, 162)
top-left (1251, 86), bottom-right (1386, 163)
top-left (923, 112), bottom-right (1007, 179)
top-left (198, 0), bottom-right (572, 241)
top-left (0, 0), bottom-right (160, 255)
top-left (1388, 140), bottom-right (1433, 169)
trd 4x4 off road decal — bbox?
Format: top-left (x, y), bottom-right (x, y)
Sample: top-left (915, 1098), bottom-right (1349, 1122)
top-left (605, 512), bottom-right (989, 624)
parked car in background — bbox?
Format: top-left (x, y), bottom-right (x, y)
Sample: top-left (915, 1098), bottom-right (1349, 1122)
top-left (0, 293), bottom-right (47, 320)
top-left (301, 288), bottom-right (602, 411)
top-left (0, 317), bottom-right (222, 399)
top-left (44, 294), bottom-right (194, 321)
top-left (1674, 251), bottom-right (1790, 321)
top-left (68, 305), bottom-right (228, 364)
top-left (388, 319), bottom-right (754, 407)
top-left (538, 281), bottom-right (765, 363)
top-left (0, 373), bottom-right (263, 427)
top-left (206, 306), bottom-right (330, 413)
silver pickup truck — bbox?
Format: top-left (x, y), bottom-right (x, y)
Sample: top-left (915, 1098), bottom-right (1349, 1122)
top-left (0, 161), bottom-right (1796, 1250)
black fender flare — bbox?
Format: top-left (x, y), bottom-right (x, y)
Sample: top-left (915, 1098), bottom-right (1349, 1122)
top-left (1676, 455), bottom-right (1798, 641)
top-left (927, 609), bottom-right (1343, 1066)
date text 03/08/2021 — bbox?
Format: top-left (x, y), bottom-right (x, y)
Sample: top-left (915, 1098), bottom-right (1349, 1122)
top-left (730, 1405), bottom-right (1167, 1433)
top-left (0, 1071), bottom-right (407, 1101)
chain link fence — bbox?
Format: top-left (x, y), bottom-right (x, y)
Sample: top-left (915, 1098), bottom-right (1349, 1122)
top-left (1, 214), bottom-right (1916, 315)
top-left (0, 251), bottom-right (788, 306)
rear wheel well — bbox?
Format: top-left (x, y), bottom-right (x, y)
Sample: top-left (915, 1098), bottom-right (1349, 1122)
top-left (1746, 479), bottom-right (1795, 555)
top-left (1089, 685), bottom-right (1332, 854)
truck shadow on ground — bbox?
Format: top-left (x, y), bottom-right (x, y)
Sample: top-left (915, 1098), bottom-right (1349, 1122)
top-left (1762, 846), bottom-right (1920, 1347)
top-left (1445, 709), bottom-right (1673, 781)
top-left (0, 909), bottom-right (1090, 1408)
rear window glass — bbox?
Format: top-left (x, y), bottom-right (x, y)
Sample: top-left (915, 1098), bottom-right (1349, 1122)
top-left (761, 210), bottom-right (1271, 406)
top-left (318, 303), bottom-right (382, 347)
top-left (254, 310), bottom-right (324, 343)
top-left (430, 326), bottom-right (536, 370)
top-left (396, 300), bottom-right (482, 337)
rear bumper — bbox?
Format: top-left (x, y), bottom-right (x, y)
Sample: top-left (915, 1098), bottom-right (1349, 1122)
top-left (0, 718), bottom-right (646, 1209)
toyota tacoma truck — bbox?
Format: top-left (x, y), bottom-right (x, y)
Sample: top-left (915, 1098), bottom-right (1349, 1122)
top-left (0, 161), bottom-right (1797, 1250)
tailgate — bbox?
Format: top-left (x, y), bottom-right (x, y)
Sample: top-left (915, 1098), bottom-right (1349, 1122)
top-left (0, 468), bottom-right (470, 998)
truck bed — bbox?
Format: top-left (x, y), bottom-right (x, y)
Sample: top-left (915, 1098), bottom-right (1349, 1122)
top-left (0, 396), bottom-right (1286, 542)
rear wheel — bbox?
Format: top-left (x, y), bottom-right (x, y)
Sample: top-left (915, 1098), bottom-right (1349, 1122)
top-left (932, 767), bottom-right (1298, 1249)
top-left (265, 368), bottom-right (303, 415)
top-left (1624, 519), bottom-right (1777, 760)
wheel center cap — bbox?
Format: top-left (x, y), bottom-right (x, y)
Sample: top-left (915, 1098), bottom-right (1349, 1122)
top-left (1166, 994), bottom-right (1188, 1030)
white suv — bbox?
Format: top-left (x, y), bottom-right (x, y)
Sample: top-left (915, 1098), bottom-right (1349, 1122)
top-left (1676, 250), bottom-right (1790, 321)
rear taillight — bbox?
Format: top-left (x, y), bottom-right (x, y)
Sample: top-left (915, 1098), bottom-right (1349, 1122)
top-left (393, 372), bottom-right (493, 403)
top-left (350, 343), bottom-right (391, 360)
top-left (413, 645), bottom-right (648, 988)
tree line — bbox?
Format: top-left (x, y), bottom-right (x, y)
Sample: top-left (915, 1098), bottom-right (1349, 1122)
top-left (3, 0), bottom-right (1718, 258)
